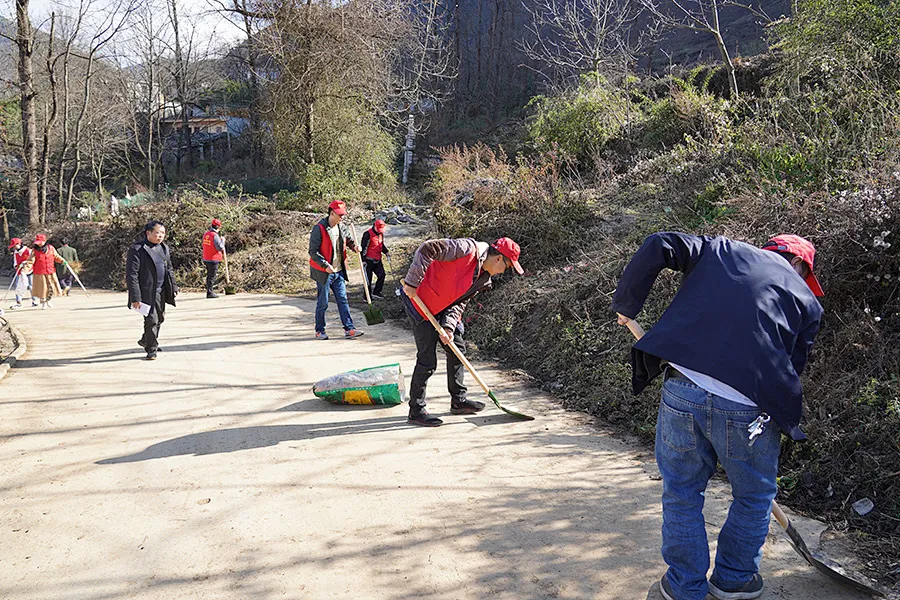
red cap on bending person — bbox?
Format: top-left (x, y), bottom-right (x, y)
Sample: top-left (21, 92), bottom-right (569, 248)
top-left (762, 234), bottom-right (824, 297)
top-left (492, 237), bottom-right (524, 275)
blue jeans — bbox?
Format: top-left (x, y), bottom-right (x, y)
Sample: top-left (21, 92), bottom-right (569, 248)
top-left (315, 273), bottom-right (354, 334)
top-left (656, 374), bottom-right (780, 600)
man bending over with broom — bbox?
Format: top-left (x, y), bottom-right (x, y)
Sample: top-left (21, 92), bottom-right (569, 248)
top-left (612, 233), bottom-right (824, 600)
top-left (400, 237), bottom-right (523, 426)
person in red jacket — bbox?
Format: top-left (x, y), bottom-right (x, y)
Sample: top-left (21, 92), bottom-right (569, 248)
top-left (360, 218), bottom-right (389, 299)
top-left (20, 234), bottom-right (67, 309)
top-left (202, 218), bottom-right (225, 298)
top-left (8, 237), bottom-right (35, 309)
top-left (400, 237), bottom-right (524, 426)
top-left (308, 200), bottom-right (364, 340)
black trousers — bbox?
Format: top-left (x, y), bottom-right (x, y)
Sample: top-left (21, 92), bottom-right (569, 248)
top-left (364, 258), bottom-right (386, 296)
top-left (204, 260), bottom-right (220, 294)
top-left (408, 314), bottom-right (467, 412)
top-left (141, 291), bottom-right (166, 352)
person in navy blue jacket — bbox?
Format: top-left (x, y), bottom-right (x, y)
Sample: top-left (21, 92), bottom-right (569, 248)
top-left (612, 232), bottom-right (824, 600)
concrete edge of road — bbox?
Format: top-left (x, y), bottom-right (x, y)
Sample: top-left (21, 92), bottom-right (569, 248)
top-left (0, 318), bottom-right (27, 381)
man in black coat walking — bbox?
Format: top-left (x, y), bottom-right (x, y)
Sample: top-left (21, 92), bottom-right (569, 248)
top-left (126, 220), bottom-right (178, 360)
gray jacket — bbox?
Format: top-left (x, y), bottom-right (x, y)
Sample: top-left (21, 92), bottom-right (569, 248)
top-left (402, 238), bottom-right (492, 331)
top-left (308, 217), bottom-right (358, 284)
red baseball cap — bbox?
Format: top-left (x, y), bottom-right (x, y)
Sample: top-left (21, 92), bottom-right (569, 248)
top-left (328, 200), bottom-right (347, 215)
top-left (7, 237), bottom-right (21, 249)
top-left (374, 219), bottom-right (386, 233)
top-left (492, 237), bottom-right (524, 275)
top-left (762, 234), bottom-right (824, 297)
top-left (34, 233), bottom-right (47, 244)
top-left (211, 218), bottom-right (222, 227)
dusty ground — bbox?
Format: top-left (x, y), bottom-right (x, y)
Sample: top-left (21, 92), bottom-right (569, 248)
top-left (0, 277), bottom-right (880, 599)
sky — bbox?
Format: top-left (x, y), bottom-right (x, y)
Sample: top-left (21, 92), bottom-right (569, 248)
top-left (1, 0), bottom-right (244, 52)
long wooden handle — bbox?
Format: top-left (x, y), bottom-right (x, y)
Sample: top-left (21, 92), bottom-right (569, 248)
top-left (411, 294), bottom-right (491, 396)
top-left (770, 499), bottom-right (790, 530)
top-left (222, 246), bottom-right (231, 284)
top-left (349, 222), bottom-right (373, 305)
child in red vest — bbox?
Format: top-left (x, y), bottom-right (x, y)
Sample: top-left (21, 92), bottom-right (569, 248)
top-left (400, 237), bottom-right (524, 426)
top-left (8, 237), bottom-right (35, 309)
top-left (360, 219), bottom-right (389, 299)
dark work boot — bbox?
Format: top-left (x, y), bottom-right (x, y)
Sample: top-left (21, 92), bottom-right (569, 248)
top-left (450, 399), bottom-right (485, 415)
top-left (407, 408), bottom-right (443, 427)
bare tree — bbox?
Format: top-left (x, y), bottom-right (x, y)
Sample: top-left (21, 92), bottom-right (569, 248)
top-left (164, 0), bottom-right (218, 177)
top-left (259, 0), bottom-right (454, 171)
top-left (636, 0), bottom-right (769, 98)
top-left (113, 0), bottom-right (171, 191)
top-left (209, 0), bottom-right (268, 168)
top-left (522, 0), bottom-right (654, 86)
top-left (38, 8), bottom-right (85, 222)
top-left (14, 0), bottom-right (39, 226)
top-left (62, 0), bottom-right (135, 216)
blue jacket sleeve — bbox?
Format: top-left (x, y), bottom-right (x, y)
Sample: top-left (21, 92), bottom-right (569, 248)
top-left (611, 232), bottom-right (709, 319)
top-left (790, 314), bottom-right (821, 377)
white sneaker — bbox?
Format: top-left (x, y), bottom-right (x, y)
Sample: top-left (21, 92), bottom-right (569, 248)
top-left (46, 300), bottom-right (53, 308)
top-left (31, 301), bottom-right (38, 307)
top-left (9, 304), bottom-right (22, 310)
top-left (40, 303), bottom-right (47, 310)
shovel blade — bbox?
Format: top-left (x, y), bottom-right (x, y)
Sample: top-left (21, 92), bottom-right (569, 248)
top-left (487, 391), bottom-right (534, 421)
top-left (783, 516), bottom-right (886, 596)
top-left (364, 307), bottom-right (385, 325)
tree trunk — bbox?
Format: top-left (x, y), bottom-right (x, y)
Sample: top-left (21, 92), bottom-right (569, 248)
top-left (65, 52), bottom-right (97, 217)
top-left (15, 0), bottom-right (39, 227)
top-left (238, 0), bottom-right (262, 169)
top-left (56, 45), bottom-right (72, 214)
top-left (711, 2), bottom-right (738, 98)
top-left (305, 99), bottom-right (315, 164)
top-left (39, 13), bottom-right (60, 224)
top-left (169, 0), bottom-right (192, 175)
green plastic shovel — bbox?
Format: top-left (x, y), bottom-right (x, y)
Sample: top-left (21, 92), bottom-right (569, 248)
top-left (412, 295), bottom-right (534, 421)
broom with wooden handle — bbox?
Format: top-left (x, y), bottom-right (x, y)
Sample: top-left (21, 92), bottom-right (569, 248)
top-left (411, 294), bottom-right (533, 420)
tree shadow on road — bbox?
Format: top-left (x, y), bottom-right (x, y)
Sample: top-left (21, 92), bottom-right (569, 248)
top-left (95, 416), bottom-right (423, 464)
top-left (13, 336), bottom-right (298, 368)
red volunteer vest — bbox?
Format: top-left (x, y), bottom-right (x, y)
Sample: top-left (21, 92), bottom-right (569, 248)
top-left (364, 228), bottom-right (385, 260)
top-left (414, 251), bottom-right (479, 318)
top-left (202, 230), bottom-right (223, 261)
top-left (32, 245), bottom-right (58, 275)
top-left (310, 223), bottom-right (347, 272)
top-left (14, 247), bottom-right (31, 267)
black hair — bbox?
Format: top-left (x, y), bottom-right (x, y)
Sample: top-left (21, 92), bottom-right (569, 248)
top-left (144, 220), bottom-right (165, 232)
top-left (61, 237), bottom-right (69, 245)
top-left (487, 246), bottom-right (502, 258)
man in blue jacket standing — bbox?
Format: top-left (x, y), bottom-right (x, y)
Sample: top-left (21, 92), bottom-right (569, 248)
top-left (612, 232), bottom-right (824, 600)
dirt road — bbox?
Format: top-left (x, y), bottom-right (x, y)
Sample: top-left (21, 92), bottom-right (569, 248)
top-left (0, 285), bottom-right (872, 599)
